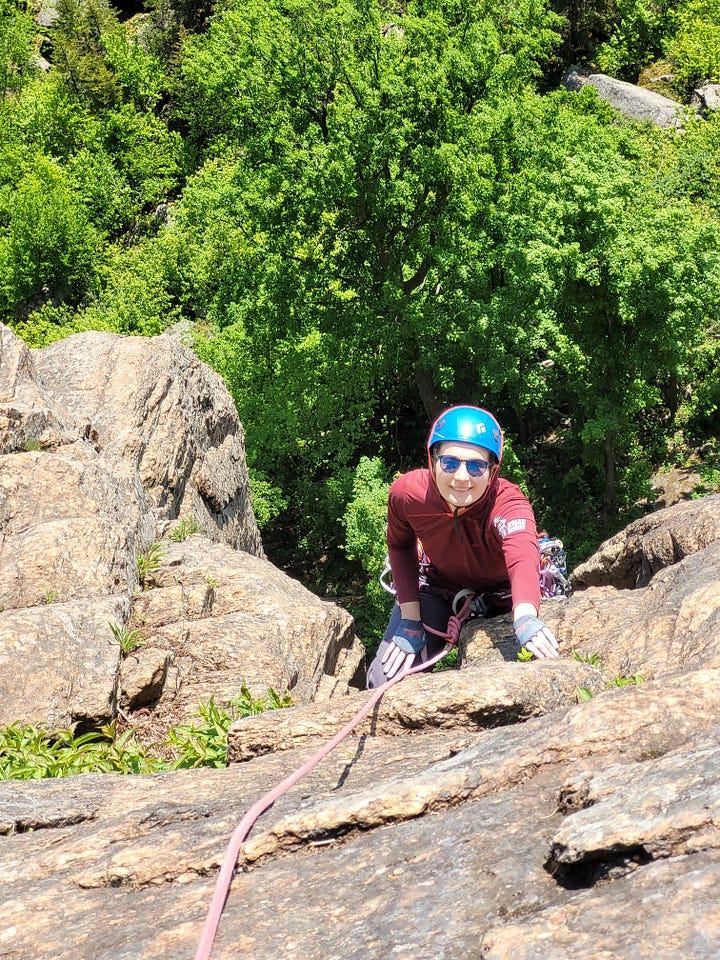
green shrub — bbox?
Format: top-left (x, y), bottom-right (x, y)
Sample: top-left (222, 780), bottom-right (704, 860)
top-left (692, 459), bottom-right (720, 497)
top-left (341, 457), bottom-right (393, 652)
top-left (0, 684), bottom-right (292, 780)
top-left (248, 471), bottom-right (288, 530)
top-left (342, 458), bottom-right (390, 573)
top-left (595, 0), bottom-right (679, 79)
top-left (13, 303), bottom-right (115, 347)
top-left (0, 721), bottom-right (164, 779)
top-left (165, 683), bottom-right (292, 769)
top-left (0, 155), bottom-right (99, 314)
top-left (170, 516), bottom-right (201, 541)
top-left (666, 0), bottom-right (720, 91)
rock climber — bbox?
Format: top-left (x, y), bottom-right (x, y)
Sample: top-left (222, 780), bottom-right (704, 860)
top-left (366, 404), bottom-right (560, 687)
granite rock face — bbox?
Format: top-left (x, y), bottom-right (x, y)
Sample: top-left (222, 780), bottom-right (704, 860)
top-left (562, 66), bottom-right (693, 128)
top-left (0, 323), bottom-right (364, 731)
top-left (2, 320), bottom-right (720, 959)
top-left (2, 493), bottom-right (720, 957)
top-left (2, 669), bottom-right (720, 959)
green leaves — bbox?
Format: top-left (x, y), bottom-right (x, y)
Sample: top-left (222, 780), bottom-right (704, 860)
top-left (166, 684), bottom-right (292, 769)
top-left (341, 456), bottom-right (390, 574)
top-left (0, 685), bottom-right (292, 780)
top-left (2, 0), bottom-right (720, 600)
top-left (0, 0), bottom-right (36, 101)
top-left (666, 0), bottom-right (720, 90)
top-left (0, 154), bottom-right (98, 312)
top-left (480, 89), bottom-right (720, 516)
top-left (0, 721), bottom-right (165, 780)
top-left (137, 541), bottom-right (167, 589)
top-left (175, 0), bottom-right (566, 534)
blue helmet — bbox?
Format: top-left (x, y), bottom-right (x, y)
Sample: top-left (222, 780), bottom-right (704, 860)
top-left (427, 405), bottom-right (503, 462)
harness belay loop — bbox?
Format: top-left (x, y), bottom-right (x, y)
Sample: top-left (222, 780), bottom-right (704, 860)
top-left (424, 590), bottom-right (477, 646)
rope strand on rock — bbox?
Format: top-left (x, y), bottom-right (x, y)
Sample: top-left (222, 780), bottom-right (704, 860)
top-left (194, 593), bottom-right (476, 960)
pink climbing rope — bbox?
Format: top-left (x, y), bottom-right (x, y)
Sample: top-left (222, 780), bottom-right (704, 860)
top-left (194, 595), bottom-right (475, 960)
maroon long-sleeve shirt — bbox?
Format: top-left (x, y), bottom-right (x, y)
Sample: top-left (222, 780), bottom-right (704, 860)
top-left (386, 468), bottom-right (541, 611)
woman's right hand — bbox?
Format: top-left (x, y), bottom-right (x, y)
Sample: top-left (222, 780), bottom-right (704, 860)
top-left (381, 619), bottom-right (426, 678)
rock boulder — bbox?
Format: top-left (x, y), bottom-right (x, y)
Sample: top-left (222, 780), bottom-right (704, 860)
top-left (562, 66), bottom-right (694, 128)
top-left (0, 323), bottom-right (365, 732)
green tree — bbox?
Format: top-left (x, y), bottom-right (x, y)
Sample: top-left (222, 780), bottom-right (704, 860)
top-left (477, 89), bottom-right (720, 517)
top-left (101, 24), bottom-right (167, 110)
top-left (173, 0), bottom-right (565, 562)
top-left (49, 0), bottom-right (122, 109)
top-left (594, 0), bottom-right (680, 79)
top-left (177, 0), bottom-right (565, 408)
top-left (0, 0), bottom-right (36, 101)
top-left (0, 154), bottom-right (98, 315)
top-left (666, 0), bottom-right (720, 91)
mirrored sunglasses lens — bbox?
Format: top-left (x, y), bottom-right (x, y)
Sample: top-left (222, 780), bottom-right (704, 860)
top-left (438, 456), bottom-right (491, 475)
top-left (438, 456), bottom-right (490, 476)
top-left (438, 456), bottom-right (461, 473)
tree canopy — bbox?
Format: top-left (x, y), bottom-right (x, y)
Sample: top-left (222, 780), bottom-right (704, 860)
top-left (1, 0), bottom-right (720, 625)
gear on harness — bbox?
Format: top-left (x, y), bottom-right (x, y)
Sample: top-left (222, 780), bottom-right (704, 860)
top-left (537, 533), bottom-right (572, 598)
top-left (380, 531), bottom-right (573, 604)
top-left (451, 587), bottom-right (487, 618)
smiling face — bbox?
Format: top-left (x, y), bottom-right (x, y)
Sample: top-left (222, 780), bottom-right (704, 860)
top-left (432, 441), bottom-right (495, 509)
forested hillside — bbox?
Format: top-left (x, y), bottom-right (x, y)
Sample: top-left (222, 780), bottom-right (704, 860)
top-left (2, 0), bottom-right (720, 637)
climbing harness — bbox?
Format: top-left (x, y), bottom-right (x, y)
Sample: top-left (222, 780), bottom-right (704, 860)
top-left (193, 594), bottom-right (477, 960)
top-left (381, 532), bottom-right (573, 603)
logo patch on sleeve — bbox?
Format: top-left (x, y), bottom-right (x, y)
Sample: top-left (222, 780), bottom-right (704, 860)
top-left (494, 517), bottom-right (528, 538)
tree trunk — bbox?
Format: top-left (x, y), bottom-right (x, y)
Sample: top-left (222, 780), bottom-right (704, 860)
top-left (413, 364), bottom-right (442, 422)
top-left (603, 430), bottom-right (616, 519)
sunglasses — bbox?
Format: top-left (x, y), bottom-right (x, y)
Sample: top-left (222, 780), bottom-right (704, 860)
top-left (436, 455), bottom-right (492, 478)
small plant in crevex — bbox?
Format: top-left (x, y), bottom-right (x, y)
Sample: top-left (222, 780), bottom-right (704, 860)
top-left (516, 647), bottom-right (534, 662)
top-left (109, 622), bottom-right (144, 656)
top-left (573, 649), bottom-right (602, 702)
top-left (166, 683), bottom-right (292, 769)
top-left (573, 644), bottom-right (646, 701)
top-left (606, 674), bottom-right (646, 689)
top-left (137, 541), bottom-right (166, 589)
top-left (170, 516), bottom-right (201, 542)
top-left (572, 649), bottom-right (602, 666)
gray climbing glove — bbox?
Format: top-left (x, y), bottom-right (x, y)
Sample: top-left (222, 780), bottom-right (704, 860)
top-left (382, 619), bottom-right (426, 679)
top-left (391, 619), bottom-right (426, 654)
top-left (514, 614), bottom-right (559, 660)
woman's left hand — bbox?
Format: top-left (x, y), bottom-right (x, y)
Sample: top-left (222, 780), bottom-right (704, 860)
top-left (514, 615), bottom-right (559, 659)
